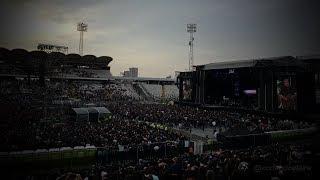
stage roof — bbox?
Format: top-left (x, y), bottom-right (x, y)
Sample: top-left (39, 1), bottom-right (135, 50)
top-left (199, 56), bottom-right (308, 70)
top-left (202, 59), bottom-right (257, 70)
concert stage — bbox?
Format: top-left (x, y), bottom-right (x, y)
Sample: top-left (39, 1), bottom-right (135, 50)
top-left (177, 56), bottom-right (320, 116)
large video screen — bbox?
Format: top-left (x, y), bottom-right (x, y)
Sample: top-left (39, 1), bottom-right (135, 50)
top-left (277, 77), bottom-right (297, 110)
top-left (182, 79), bottom-right (192, 100)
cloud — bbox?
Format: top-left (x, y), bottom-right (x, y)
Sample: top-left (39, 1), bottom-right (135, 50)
top-left (0, 0), bottom-right (319, 77)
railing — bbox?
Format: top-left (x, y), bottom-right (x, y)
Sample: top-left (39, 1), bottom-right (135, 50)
top-left (2, 127), bottom-right (314, 166)
top-left (266, 127), bottom-right (317, 141)
top-left (217, 127), bottom-right (317, 148)
top-left (96, 141), bottom-right (187, 164)
top-left (0, 146), bottom-right (96, 165)
top-left (0, 141), bottom-right (191, 166)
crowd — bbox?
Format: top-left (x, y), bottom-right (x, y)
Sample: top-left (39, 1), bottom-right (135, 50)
top-left (95, 143), bottom-right (312, 180)
top-left (0, 79), bottom-right (45, 123)
top-left (11, 142), bottom-right (313, 180)
top-left (0, 78), bottom-right (315, 179)
top-left (0, 78), bottom-right (140, 119)
top-left (0, 78), bottom-right (313, 151)
top-left (0, 116), bottom-right (186, 151)
top-left (106, 102), bottom-right (312, 135)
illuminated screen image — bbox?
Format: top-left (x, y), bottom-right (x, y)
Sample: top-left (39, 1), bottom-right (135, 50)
top-left (243, 89), bottom-right (257, 95)
top-left (182, 79), bottom-right (192, 100)
top-left (277, 77), bottom-right (297, 110)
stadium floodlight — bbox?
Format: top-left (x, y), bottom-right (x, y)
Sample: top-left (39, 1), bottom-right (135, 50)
top-left (187, 24), bottom-right (196, 71)
top-left (187, 24), bottom-right (197, 33)
top-left (77, 22), bottom-right (88, 56)
top-left (37, 43), bottom-right (68, 54)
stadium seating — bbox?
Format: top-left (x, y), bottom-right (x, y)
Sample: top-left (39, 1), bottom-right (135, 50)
top-left (140, 83), bottom-right (179, 101)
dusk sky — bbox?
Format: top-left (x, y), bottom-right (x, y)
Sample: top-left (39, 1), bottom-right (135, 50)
top-left (0, 0), bottom-right (319, 77)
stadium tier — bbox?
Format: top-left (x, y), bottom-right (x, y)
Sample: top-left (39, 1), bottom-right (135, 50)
top-left (0, 47), bottom-right (113, 80)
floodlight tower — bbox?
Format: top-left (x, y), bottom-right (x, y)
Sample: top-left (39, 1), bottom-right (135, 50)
top-left (187, 24), bottom-right (196, 71)
top-left (77, 22), bottom-right (88, 56)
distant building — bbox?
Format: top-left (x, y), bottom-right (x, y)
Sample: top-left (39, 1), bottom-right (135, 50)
top-left (129, 67), bottom-right (138, 77)
top-left (123, 71), bottom-right (130, 77)
top-left (123, 67), bottom-right (138, 77)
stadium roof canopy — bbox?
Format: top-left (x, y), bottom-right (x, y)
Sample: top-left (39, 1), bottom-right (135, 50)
top-left (0, 46), bottom-right (113, 69)
top-left (9, 49), bottom-right (29, 65)
top-left (82, 55), bottom-right (96, 61)
top-left (0, 47), bottom-right (10, 62)
top-left (97, 56), bottom-right (113, 65)
top-left (48, 52), bottom-right (66, 61)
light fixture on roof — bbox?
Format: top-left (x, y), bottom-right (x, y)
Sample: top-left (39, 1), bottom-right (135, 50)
top-left (77, 22), bottom-right (88, 56)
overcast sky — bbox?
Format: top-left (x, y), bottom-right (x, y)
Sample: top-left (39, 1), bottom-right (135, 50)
top-left (0, 0), bottom-right (319, 77)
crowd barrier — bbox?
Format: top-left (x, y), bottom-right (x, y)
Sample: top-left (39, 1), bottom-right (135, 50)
top-left (218, 127), bottom-right (317, 148)
top-left (0, 140), bottom-right (195, 165)
top-left (267, 127), bottom-right (317, 141)
top-left (217, 133), bottom-right (271, 148)
top-left (0, 145), bottom-right (97, 163)
top-left (96, 141), bottom-right (190, 164)
top-left (2, 127), bottom-right (314, 165)
top-left (0, 119), bottom-right (205, 165)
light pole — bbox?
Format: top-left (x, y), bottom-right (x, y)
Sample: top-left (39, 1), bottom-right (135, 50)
top-left (187, 24), bottom-right (196, 71)
top-left (77, 22), bottom-right (88, 56)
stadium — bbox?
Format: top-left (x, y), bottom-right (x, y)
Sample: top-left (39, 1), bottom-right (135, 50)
top-left (0, 1), bottom-right (319, 179)
top-left (0, 46), bottom-right (318, 179)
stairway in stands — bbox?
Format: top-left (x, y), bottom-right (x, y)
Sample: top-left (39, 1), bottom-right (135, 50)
top-left (132, 83), bottom-right (154, 101)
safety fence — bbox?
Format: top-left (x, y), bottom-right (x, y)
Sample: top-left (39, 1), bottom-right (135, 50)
top-left (217, 133), bottom-right (271, 148)
top-left (266, 127), bottom-right (317, 141)
top-left (96, 141), bottom-right (189, 164)
top-left (0, 145), bottom-right (97, 164)
top-left (1, 127), bottom-right (316, 166)
top-left (217, 127), bottom-right (317, 148)
top-left (0, 141), bottom-right (198, 166)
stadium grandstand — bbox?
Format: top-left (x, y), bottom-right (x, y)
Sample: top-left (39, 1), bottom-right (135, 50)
top-left (0, 47), bottom-right (113, 80)
top-left (0, 47), bottom-right (179, 102)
